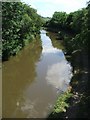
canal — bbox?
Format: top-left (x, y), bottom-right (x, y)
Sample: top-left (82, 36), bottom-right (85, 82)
top-left (2, 30), bottom-right (73, 118)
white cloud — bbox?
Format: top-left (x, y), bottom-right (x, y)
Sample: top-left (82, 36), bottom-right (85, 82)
top-left (21, 0), bottom-right (88, 17)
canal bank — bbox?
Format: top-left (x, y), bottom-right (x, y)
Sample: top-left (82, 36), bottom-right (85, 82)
top-left (47, 29), bottom-right (89, 118)
top-left (64, 50), bottom-right (89, 118)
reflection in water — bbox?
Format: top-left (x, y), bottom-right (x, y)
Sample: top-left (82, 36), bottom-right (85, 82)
top-left (17, 30), bottom-right (72, 118)
top-left (2, 39), bottom-right (42, 118)
top-left (46, 61), bottom-right (72, 91)
top-left (3, 30), bottom-right (73, 118)
top-left (41, 30), bottom-right (72, 91)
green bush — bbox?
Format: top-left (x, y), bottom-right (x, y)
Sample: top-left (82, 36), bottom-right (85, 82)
top-left (45, 2), bottom-right (89, 53)
top-left (2, 2), bottom-right (42, 61)
top-left (53, 88), bottom-right (73, 113)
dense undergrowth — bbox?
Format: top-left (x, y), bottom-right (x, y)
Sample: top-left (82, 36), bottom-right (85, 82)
top-left (45, 1), bottom-right (89, 118)
top-left (2, 2), bottom-right (42, 61)
top-left (45, 1), bottom-right (89, 54)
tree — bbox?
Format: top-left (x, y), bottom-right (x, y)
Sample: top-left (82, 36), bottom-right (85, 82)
top-left (2, 2), bottom-right (42, 61)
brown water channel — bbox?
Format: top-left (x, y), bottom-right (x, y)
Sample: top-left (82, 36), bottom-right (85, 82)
top-left (2, 30), bottom-right (73, 118)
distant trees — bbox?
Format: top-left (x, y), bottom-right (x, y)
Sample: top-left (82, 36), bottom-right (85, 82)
top-left (2, 2), bottom-right (42, 61)
top-left (46, 12), bottom-right (67, 29)
top-left (46, 2), bottom-right (89, 54)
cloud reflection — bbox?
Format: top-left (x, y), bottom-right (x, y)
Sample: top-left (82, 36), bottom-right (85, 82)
top-left (46, 61), bottom-right (73, 91)
top-left (40, 30), bottom-right (73, 92)
top-left (21, 99), bottom-right (38, 118)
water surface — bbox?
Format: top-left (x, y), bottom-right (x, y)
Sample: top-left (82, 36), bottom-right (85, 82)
top-left (3, 30), bottom-right (72, 118)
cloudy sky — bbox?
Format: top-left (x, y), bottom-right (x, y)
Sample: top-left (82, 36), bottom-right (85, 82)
top-left (21, 0), bottom-right (88, 17)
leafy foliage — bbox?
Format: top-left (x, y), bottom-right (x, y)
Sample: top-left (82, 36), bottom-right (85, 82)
top-left (53, 88), bottom-right (72, 113)
top-left (2, 2), bottom-right (42, 61)
top-left (46, 1), bottom-right (89, 116)
top-left (46, 3), bottom-right (89, 54)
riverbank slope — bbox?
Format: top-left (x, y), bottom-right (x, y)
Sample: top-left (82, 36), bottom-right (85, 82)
top-left (47, 30), bottom-right (89, 118)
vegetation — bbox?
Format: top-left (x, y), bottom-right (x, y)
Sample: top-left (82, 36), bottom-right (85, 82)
top-left (53, 87), bottom-right (72, 113)
top-left (46, 1), bottom-right (89, 118)
top-left (45, 2), bottom-right (89, 54)
top-left (2, 0), bottom-right (89, 118)
top-left (2, 2), bottom-right (42, 61)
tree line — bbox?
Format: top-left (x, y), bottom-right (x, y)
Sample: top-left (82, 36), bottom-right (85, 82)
top-left (45, 1), bottom-right (89, 54)
top-left (2, 2), bottom-right (42, 61)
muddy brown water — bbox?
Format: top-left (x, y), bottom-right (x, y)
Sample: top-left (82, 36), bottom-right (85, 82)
top-left (2, 30), bottom-right (73, 118)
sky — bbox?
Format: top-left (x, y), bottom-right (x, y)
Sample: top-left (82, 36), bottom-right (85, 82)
top-left (21, 0), bottom-right (88, 17)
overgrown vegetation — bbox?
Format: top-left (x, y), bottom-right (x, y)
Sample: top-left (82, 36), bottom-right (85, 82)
top-left (45, 1), bottom-right (89, 54)
top-left (2, 2), bottom-right (42, 61)
top-left (2, 0), bottom-right (89, 118)
top-left (53, 87), bottom-right (72, 113)
top-left (46, 1), bottom-right (89, 118)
